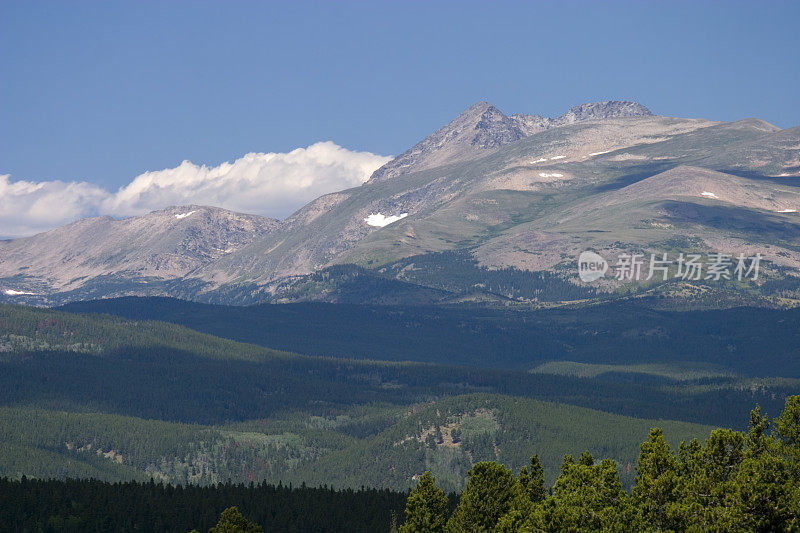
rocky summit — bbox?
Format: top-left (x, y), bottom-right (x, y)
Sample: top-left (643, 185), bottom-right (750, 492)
top-left (368, 100), bottom-right (653, 182)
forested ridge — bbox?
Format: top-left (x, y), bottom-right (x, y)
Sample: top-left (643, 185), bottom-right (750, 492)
top-left (3, 303), bottom-right (794, 429)
top-left (58, 296), bottom-right (800, 376)
top-left (0, 395), bottom-right (712, 493)
top-left (3, 397), bottom-right (797, 532)
top-left (1, 302), bottom-right (799, 531)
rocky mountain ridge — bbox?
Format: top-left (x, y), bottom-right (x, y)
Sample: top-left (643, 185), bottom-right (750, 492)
top-left (0, 205), bottom-right (277, 293)
top-left (1, 100), bottom-right (799, 307)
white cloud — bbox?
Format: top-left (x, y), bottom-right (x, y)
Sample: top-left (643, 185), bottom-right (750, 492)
top-left (0, 174), bottom-right (109, 238)
top-left (0, 142), bottom-right (392, 238)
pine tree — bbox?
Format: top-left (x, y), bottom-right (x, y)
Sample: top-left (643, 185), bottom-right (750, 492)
top-left (745, 405), bottom-right (770, 458)
top-left (731, 397), bottom-right (800, 531)
top-left (208, 506), bottom-right (263, 533)
top-left (425, 434), bottom-right (437, 449)
top-left (632, 428), bottom-right (684, 531)
top-left (775, 396), bottom-right (800, 458)
top-left (493, 509), bottom-right (532, 533)
top-left (517, 455), bottom-right (546, 503)
top-left (533, 452), bottom-right (634, 531)
top-left (446, 462), bottom-right (524, 532)
top-left (400, 472), bottom-right (449, 533)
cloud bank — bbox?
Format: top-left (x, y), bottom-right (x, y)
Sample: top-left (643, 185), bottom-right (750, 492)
top-left (0, 142), bottom-right (391, 238)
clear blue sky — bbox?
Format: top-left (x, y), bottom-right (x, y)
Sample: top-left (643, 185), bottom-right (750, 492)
top-left (2, 0), bottom-right (799, 189)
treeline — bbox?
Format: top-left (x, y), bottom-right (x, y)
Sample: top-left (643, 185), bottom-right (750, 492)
top-left (0, 478), bottom-right (409, 533)
top-left (270, 264), bottom-right (449, 306)
top-left (400, 396), bottom-right (800, 532)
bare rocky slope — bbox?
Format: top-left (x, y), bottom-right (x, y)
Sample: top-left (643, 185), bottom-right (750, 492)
top-left (0, 206), bottom-right (277, 298)
top-left (1, 101), bottom-right (799, 306)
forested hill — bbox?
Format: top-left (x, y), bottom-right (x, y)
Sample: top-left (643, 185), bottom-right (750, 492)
top-left (0, 302), bottom-right (291, 362)
top-left (58, 296), bottom-right (800, 377)
top-left (1, 302), bottom-right (797, 499)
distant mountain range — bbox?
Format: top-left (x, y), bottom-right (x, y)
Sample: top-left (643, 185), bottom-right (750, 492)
top-left (2, 100), bottom-right (799, 306)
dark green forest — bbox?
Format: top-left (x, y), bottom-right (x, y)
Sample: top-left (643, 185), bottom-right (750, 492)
top-left (0, 394), bottom-right (713, 493)
top-left (377, 251), bottom-right (599, 302)
top-left (0, 478), bottom-right (409, 532)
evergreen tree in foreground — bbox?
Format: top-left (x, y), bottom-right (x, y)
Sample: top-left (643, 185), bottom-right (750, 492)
top-left (517, 454), bottom-right (546, 504)
top-left (633, 427), bottom-right (683, 530)
top-left (445, 461), bottom-right (526, 532)
top-left (400, 472), bottom-right (449, 533)
top-left (208, 507), bottom-right (263, 533)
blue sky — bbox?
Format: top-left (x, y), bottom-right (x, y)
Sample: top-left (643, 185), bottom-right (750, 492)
top-left (1, 1), bottom-right (799, 237)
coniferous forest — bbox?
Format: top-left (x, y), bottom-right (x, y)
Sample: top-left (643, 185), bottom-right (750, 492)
top-left (2, 397), bottom-right (798, 532)
top-left (1, 300), bottom-right (799, 531)
top-left (0, 478), bottom-right (409, 532)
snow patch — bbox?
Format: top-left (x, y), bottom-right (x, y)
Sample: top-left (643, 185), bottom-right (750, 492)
top-left (364, 212), bottom-right (408, 227)
top-left (777, 209), bottom-right (798, 213)
top-left (539, 172), bottom-right (564, 178)
top-left (530, 158), bottom-right (548, 164)
top-left (3, 289), bottom-right (37, 296)
top-left (589, 150), bottom-right (611, 156)
top-left (701, 191), bottom-right (719, 199)
top-left (550, 155), bottom-right (566, 160)
top-left (174, 210), bottom-right (197, 219)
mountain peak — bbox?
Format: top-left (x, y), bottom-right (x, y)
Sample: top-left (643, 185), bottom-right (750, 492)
top-left (368, 102), bottom-right (526, 181)
top-left (460, 100), bottom-right (494, 114)
top-left (368, 100), bottom-right (654, 182)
